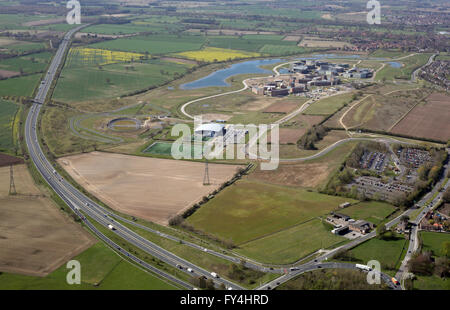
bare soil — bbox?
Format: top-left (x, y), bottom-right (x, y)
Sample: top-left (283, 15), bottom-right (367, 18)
top-left (58, 152), bottom-right (242, 225)
top-left (0, 69), bottom-right (20, 79)
top-left (391, 93), bottom-right (450, 142)
top-left (263, 101), bottom-right (299, 114)
top-left (0, 165), bottom-right (95, 276)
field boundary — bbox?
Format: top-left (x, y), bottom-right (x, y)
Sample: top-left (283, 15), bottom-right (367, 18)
top-left (387, 90), bottom-right (429, 132)
top-left (237, 217), bottom-right (317, 247)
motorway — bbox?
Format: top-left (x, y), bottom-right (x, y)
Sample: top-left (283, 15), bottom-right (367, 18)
top-left (25, 25), bottom-right (245, 290)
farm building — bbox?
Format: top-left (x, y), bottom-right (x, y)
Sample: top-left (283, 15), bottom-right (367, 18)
top-left (332, 226), bottom-right (350, 235)
top-left (194, 123), bottom-right (225, 137)
top-left (329, 212), bottom-right (351, 221)
top-left (348, 220), bottom-right (373, 234)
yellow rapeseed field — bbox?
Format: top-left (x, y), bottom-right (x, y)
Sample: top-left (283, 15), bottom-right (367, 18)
top-left (175, 47), bottom-right (260, 62)
top-left (66, 47), bottom-right (147, 66)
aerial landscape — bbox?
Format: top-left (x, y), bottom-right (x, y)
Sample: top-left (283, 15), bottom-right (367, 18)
top-left (0, 0), bottom-right (449, 298)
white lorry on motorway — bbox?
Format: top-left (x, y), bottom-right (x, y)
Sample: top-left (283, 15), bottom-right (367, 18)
top-left (355, 264), bottom-right (371, 271)
top-left (210, 272), bottom-right (219, 278)
top-left (108, 224), bottom-right (115, 230)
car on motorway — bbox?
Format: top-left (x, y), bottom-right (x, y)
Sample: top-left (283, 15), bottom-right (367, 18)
top-left (187, 268), bottom-right (193, 273)
top-left (391, 277), bottom-right (400, 286)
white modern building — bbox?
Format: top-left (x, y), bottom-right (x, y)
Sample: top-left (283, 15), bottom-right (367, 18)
top-left (194, 123), bottom-right (225, 137)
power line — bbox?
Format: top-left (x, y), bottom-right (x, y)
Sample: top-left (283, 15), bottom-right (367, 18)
top-left (9, 164), bottom-right (16, 195)
top-left (203, 158), bottom-right (210, 186)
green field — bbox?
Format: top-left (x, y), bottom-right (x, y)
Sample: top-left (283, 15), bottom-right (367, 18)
top-left (237, 219), bottom-right (346, 264)
top-left (89, 34), bottom-right (205, 55)
top-left (0, 74), bottom-right (40, 97)
top-left (259, 44), bottom-right (308, 56)
top-left (336, 235), bottom-right (408, 275)
top-left (0, 52), bottom-right (50, 73)
top-left (53, 59), bottom-right (189, 102)
top-left (340, 201), bottom-right (396, 225)
top-left (186, 179), bottom-right (357, 245)
top-left (36, 23), bottom-right (81, 32)
top-left (375, 53), bottom-right (432, 81)
top-left (413, 274), bottom-right (450, 290)
top-left (435, 53), bottom-right (450, 61)
top-left (143, 141), bottom-right (207, 158)
top-left (304, 92), bottom-right (354, 115)
top-left (206, 35), bottom-right (299, 54)
top-left (411, 232), bottom-right (450, 290)
top-left (82, 24), bottom-right (153, 35)
top-left (420, 231), bottom-right (450, 257)
top-left (0, 14), bottom-right (55, 29)
top-left (370, 49), bottom-right (411, 59)
top-left (82, 22), bottom-right (183, 35)
top-left (0, 99), bottom-right (18, 151)
top-left (41, 107), bottom-right (104, 156)
top-left (5, 41), bottom-right (46, 53)
top-left (0, 242), bottom-right (177, 290)
top-left (214, 18), bottom-right (300, 33)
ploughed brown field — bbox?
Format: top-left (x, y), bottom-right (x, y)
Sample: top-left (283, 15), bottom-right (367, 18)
top-left (0, 69), bottom-right (20, 79)
top-left (263, 101), bottom-right (299, 114)
top-left (0, 165), bottom-right (95, 276)
top-left (277, 128), bottom-right (306, 144)
top-left (270, 114), bottom-right (324, 144)
top-left (249, 162), bottom-right (331, 188)
top-left (391, 93), bottom-right (450, 142)
top-left (58, 152), bottom-right (242, 225)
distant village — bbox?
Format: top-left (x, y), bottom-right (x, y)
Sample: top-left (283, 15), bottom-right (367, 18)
top-left (249, 59), bottom-right (374, 97)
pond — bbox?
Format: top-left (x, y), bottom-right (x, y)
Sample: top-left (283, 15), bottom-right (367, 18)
top-left (179, 58), bottom-right (283, 90)
top-left (387, 62), bottom-right (402, 68)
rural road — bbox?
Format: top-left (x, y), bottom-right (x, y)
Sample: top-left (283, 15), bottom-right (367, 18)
top-left (411, 53), bottom-right (437, 83)
top-left (395, 156), bottom-right (449, 289)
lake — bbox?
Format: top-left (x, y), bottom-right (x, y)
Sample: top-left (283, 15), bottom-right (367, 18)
top-left (179, 58), bottom-right (283, 90)
top-left (179, 55), bottom-right (403, 90)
